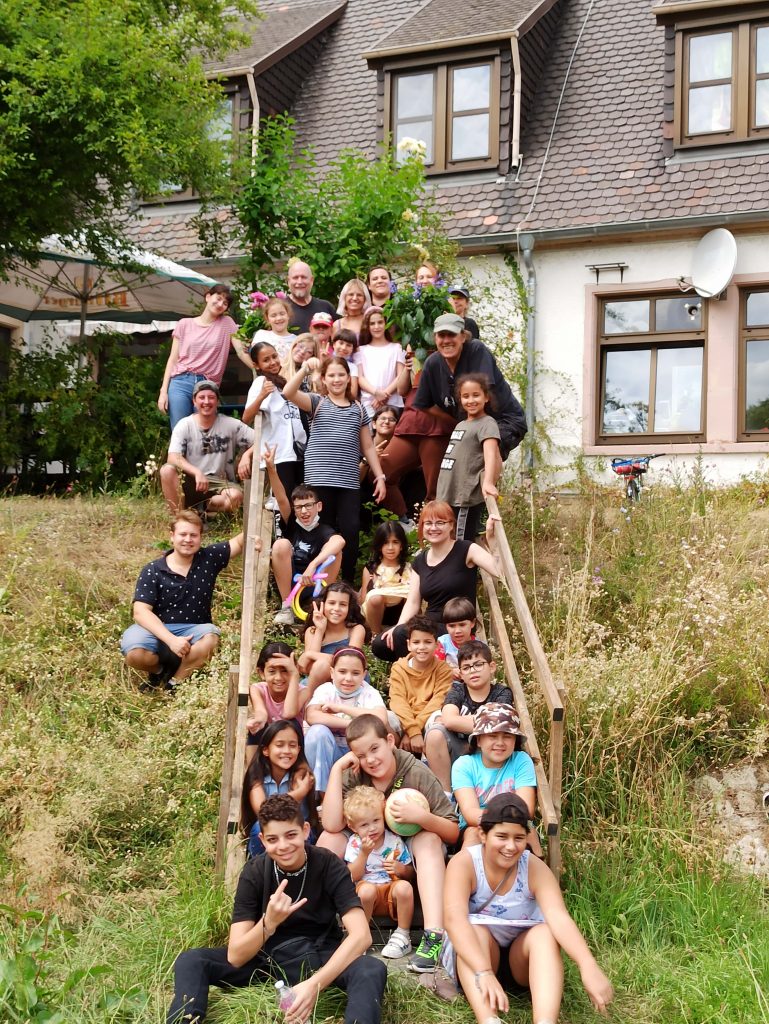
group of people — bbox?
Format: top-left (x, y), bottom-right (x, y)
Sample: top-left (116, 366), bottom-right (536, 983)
top-left (119, 260), bottom-right (612, 1023)
top-left (154, 260), bottom-right (527, 580)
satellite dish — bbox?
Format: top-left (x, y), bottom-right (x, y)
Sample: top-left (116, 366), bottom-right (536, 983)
top-left (690, 228), bottom-right (737, 298)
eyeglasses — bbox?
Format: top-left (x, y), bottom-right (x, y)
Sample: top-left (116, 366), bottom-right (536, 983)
top-left (460, 661), bottom-right (488, 673)
top-left (423, 520), bottom-right (448, 529)
top-left (293, 501), bottom-right (319, 513)
top-left (377, 416), bottom-right (397, 424)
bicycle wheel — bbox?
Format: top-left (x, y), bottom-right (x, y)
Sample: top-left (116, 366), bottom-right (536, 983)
top-left (626, 478), bottom-right (640, 503)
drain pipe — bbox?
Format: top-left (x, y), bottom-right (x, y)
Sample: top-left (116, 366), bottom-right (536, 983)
top-left (519, 233), bottom-right (536, 474)
top-left (245, 72), bottom-right (260, 162)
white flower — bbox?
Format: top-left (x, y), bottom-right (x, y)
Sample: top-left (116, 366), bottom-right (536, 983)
top-left (396, 137), bottom-right (427, 158)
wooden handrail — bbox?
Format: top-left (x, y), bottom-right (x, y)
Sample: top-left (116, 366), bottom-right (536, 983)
top-left (215, 422), bottom-right (275, 886)
top-left (485, 495), bottom-right (564, 720)
top-left (480, 569), bottom-right (558, 839)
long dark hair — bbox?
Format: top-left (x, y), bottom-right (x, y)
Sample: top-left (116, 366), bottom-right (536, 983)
top-left (251, 341), bottom-right (287, 389)
top-left (240, 719), bottom-right (319, 839)
top-left (366, 521), bottom-right (409, 575)
top-left (359, 306), bottom-right (394, 346)
top-left (304, 581), bottom-right (369, 642)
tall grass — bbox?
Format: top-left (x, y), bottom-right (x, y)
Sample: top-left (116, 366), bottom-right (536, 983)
top-left (1, 489), bottom-right (768, 1023)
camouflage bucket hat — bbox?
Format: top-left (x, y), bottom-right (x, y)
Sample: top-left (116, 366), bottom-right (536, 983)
top-left (470, 702), bottom-right (524, 738)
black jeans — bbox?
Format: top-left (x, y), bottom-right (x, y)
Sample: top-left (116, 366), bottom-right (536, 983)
top-left (452, 503), bottom-right (485, 541)
top-left (167, 943), bottom-right (386, 1024)
top-left (314, 485), bottom-right (361, 583)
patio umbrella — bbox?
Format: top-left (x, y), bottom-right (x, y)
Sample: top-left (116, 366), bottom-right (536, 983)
top-left (0, 235), bottom-right (218, 340)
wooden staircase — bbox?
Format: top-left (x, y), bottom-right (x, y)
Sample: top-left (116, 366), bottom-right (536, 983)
top-left (215, 474), bottom-right (565, 884)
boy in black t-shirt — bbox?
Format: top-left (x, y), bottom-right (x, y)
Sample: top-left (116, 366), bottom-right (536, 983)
top-left (167, 795), bottom-right (386, 1024)
top-left (265, 448), bottom-right (344, 626)
top-left (424, 640), bottom-right (514, 791)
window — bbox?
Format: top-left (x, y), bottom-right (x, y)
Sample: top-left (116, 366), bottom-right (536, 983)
top-left (739, 289), bottom-right (769, 437)
top-left (389, 55), bottom-right (500, 173)
top-left (597, 296), bottom-right (706, 442)
top-left (676, 20), bottom-right (769, 146)
top-left (154, 91), bottom-right (238, 201)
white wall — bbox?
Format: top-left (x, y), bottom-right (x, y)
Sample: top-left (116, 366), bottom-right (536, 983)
top-left (496, 230), bottom-right (769, 486)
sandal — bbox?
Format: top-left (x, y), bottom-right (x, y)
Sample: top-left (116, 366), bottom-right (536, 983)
top-left (416, 965), bottom-right (459, 1002)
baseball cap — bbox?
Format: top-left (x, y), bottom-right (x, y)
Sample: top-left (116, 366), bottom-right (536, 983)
top-left (449, 282), bottom-right (470, 300)
top-left (192, 380), bottom-right (220, 398)
top-left (433, 312), bottom-right (466, 334)
top-left (310, 312), bottom-right (334, 329)
top-left (470, 703), bottom-right (524, 738)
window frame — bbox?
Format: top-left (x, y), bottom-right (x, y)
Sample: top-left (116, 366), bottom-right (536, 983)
top-left (146, 85), bottom-right (240, 204)
top-left (738, 287), bottom-right (769, 439)
top-left (384, 50), bottom-right (501, 174)
top-left (675, 17), bottom-right (769, 147)
top-left (596, 295), bottom-right (708, 444)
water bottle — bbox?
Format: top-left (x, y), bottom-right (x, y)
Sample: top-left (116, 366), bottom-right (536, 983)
top-left (274, 980), bottom-right (296, 1012)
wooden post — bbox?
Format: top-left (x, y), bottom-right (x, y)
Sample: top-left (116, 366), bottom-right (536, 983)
top-left (215, 664), bottom-right (240, 875)
top-left (214, 419), bottom-right (278, 886)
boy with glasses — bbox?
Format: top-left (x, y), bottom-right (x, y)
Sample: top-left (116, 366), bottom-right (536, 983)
top-left (266, 452), bottom-right (344, 625)
top-left (425, 640), bottom-right (514, 793)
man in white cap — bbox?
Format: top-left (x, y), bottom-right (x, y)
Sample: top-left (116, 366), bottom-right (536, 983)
top-left (159, 379), bottom-right (255, 515)
top-left (414, 314), bottom-right (527, 460)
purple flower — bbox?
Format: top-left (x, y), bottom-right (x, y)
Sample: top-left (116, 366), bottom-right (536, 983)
top-left (249, 290), bottom-right (269, 308)
top-left (434, 276), bottom-right (446, 288)
top-left (413, 284), bottom-right (423, 297)
top-left (275, 290), bottom-right (287, 299)
top-left (389, 281), bottom-right (398, 295)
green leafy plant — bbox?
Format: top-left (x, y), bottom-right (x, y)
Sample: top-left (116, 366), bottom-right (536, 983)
top-left (383, 280), bottom-right (452, 359)
top-left (0, 896), bottom-right (107, 1022)
top-left (0, 332), bottom-right (168, 491)
top-left (232, 115), bottom-right (457, 299)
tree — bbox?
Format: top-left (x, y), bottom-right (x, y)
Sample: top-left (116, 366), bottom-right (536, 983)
top-left (0, 0), bottom-right (255, 270)
top-left (231, 115), bottom-right (457, 298)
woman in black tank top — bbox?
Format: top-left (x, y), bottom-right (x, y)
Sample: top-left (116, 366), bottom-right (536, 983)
top-left (370, 501), bottom-right (500, 662)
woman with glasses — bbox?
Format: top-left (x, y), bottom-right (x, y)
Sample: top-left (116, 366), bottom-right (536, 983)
top-left (370, 501), bottom-right (499, 662)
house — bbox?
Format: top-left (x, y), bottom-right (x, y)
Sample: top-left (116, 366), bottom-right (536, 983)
top-left (90, 0), bottom-right (769, 478)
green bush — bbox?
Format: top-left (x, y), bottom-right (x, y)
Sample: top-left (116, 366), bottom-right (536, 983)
top-left (0, 333), bottom-right (168, 491)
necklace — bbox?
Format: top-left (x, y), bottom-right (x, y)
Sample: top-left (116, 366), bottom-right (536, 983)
top-left (273, 854), bottom-right (308, 905)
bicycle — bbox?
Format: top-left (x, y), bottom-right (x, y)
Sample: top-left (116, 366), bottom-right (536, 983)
top-left (610, 454), bottom-right (661, 503)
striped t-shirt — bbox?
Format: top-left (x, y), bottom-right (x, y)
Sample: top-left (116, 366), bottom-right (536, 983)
top-left (305, 394), bottom-right (370, 490)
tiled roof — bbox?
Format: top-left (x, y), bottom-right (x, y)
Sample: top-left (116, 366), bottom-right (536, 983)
top-left (128, 0), bottom-right (769, 265)
top-left (204, 0), bottom-right (346, 75)
top-left (290, 0), bottom-right (421, 168)
top-left (365, 0), bottom-right (554, 56)
top-left (439, 0), bottom-right (769, 240)
top-left (122, 207), bottom-right (241, 267)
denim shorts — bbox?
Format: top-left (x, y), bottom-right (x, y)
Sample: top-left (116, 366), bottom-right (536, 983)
top-left (120, 621), bottom-right (220, 656)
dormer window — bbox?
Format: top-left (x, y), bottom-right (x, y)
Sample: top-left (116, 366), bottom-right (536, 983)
top-left (389, 55), bottom-right (501, 173)
top-left (679, 22), bottom-right (769, 145)
top-left (656, 1), bottom-right (769, 149)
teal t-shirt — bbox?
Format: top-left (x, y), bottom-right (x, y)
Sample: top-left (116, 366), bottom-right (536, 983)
top-left (451, 750), bottom-right (536, 829)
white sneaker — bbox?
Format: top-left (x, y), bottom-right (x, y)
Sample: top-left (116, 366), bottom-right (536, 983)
top-left (381, 930), bottom-right (412, 958)
top-left (273, 606), bottom-right (295, 626)
top-left (264, 496), bottom-right (279, 511)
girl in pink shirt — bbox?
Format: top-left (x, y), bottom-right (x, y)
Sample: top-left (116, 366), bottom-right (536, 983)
top-left (157, 284), bottom-right (254, 430)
